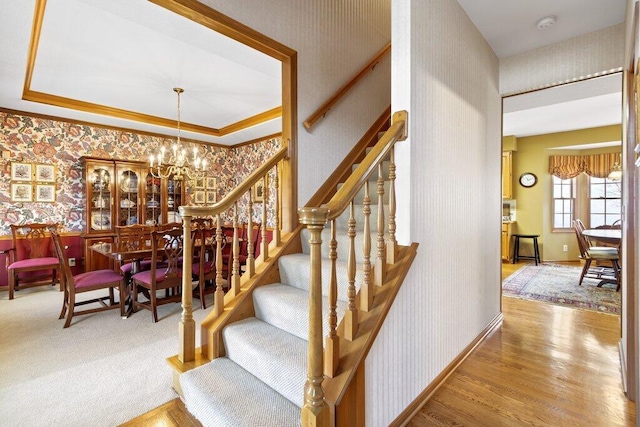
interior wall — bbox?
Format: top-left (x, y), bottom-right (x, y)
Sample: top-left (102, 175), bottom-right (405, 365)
top-left (500, 24), bottom-right (625, 95)
top-left (193, 0), bottom-right (392, 205)
top-left (508, 125), bottom-right (622, 262)
top-left (367, 1), bottom-right (502, 424)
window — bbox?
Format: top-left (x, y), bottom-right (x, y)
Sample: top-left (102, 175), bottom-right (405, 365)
top-left (552, 176), bottom-right (574, 229)
top-left (589, 177), bottom-right (621, 227)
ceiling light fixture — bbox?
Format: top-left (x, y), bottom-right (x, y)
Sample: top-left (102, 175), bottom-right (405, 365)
top-left (536, 15), bottom-right (557, 30)
top-left (149, 88), bottom-right (208, 181)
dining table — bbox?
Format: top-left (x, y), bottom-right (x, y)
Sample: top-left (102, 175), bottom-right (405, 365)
top-left (582, 228), bottom-right (621, 246)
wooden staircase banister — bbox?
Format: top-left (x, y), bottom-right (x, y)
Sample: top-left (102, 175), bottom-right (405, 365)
top-left (179, 145), bottom-right (289, 218)
top-left (303, 43), bottom-right (391, 131)
top-left (319, 110), bottom-right (406, 222)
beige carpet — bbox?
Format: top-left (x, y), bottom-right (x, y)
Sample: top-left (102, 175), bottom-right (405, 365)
top-left (0, 285), bottom-right (213, 426)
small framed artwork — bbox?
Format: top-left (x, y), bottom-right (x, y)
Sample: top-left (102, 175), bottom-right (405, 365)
top-left (35, 164), bottom-right (56, 183)
top-left (194, 177), bottom-right (205, 189)
top-left (206, 177), bottom-right (217, 190)
top-left (35, 184), bottom-right (56, 203)
top-left (11, 183), bottom-right (33, 202)
top-left (11, 162), bottom-right (33, 182)
top-left (205, 190), bottom-right (217, 204)
top-left (194, 190), bottom-right (206, 204)
top-left (252, 180), bottom-right (265, 203)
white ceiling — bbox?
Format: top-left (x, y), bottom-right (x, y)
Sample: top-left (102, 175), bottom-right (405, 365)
top-left (0, 0), bottom-right (282, 146)
top-left (457, 0), bottom-right (626, 139)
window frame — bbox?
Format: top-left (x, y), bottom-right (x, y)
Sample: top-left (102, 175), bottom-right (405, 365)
top-left (551, 175), bottom-right (576, 232)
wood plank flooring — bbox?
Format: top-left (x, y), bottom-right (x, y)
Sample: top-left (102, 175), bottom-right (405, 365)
top-left (122, 261), bottom-right (635, 426)
top-left (410, 261), bottom-right (635, 426)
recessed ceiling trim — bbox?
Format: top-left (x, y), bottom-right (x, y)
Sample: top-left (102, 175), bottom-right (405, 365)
top-left (22, 0), bottom-right (282, 138)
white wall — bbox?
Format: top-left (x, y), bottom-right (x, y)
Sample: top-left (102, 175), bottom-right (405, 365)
top-left (195, 0), bottom-right (392, 205)
top-left (500, 24), bottom-right (625, 95)
top-left (365, 0), bottom-right (502, 425)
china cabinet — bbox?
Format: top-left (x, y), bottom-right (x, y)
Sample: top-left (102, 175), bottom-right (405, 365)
top-left (80, 157), bottom-right (185, 271)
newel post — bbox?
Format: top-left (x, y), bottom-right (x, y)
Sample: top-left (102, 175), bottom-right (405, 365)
top-left (299, 206), bottom-right (331, 426)
top-left (179, 213), bottom-right (195, 363)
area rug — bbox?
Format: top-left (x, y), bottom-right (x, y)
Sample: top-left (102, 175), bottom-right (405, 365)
top-left (503, 263), bottom-right (620, 314)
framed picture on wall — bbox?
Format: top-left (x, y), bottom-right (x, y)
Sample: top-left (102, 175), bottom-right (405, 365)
top-left (11, 183), bottom-right (33, 202)
top-left (205, 190), bottom-right (217, 204)
top-left (11, 162), bottom-right (33, 182)
top-left (35, 164), bottom-right (56, 183)
top-left (194, 178), bottom-right (205, 189)
top-left (252, 180), bottom-right (264, 203)
top-left (35, 184), bottom-right (56, 203)
top-left (206, 177), bottom-right (217, 190)
top-left (194, 190), bottom-right (205, 205)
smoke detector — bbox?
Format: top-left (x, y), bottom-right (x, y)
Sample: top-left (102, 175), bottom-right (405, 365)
top-left (536, 15), bottom-right (557, 30)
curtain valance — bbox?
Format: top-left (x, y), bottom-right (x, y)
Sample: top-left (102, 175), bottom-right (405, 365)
top-left (548, 153), bottom-right (621, 179)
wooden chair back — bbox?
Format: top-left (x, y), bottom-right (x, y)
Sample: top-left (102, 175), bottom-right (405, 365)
top-left (49, 229), bottom-right (73, 290)
top-left (572, 220), bottom-right (591, 259)
top-left (150, 227), bottom-right (184, 287)
top-left (10, 223), bottom-right (58, 260)
top-left (115, 224), bottom-right (154, 252)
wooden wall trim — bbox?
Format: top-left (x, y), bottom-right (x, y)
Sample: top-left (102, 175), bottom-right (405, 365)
top-left (389, 312), bottom-right (504, 427)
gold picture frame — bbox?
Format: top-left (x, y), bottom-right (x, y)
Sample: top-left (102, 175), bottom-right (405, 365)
top-left (206, 177), bottom-right (217, 190)
top-left (206, 190), bottom-right (217, 204)
top-left (35, 164), bottom-right (56, 183)
top-left (10, 162), bottom-right (33, 182)
top-left (252, 180), bottom-right (265, 203)
top-left (35, 184), bottom-right (56, 203)
top-left (194, 177), bottom-right (205, 189)
top-left (11, 183), bottom-right (33, 202)
top-left (194, 190), bottom-right (206, 204)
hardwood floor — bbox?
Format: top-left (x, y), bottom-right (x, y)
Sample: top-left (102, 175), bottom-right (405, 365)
top-left (409, 261), bottom-right (635, 426)
top-left (123, 261), bottom-right (635, 426)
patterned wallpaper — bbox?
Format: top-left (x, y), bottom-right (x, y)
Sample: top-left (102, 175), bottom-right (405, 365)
top-left (0, 111), bottom-right (280, 234)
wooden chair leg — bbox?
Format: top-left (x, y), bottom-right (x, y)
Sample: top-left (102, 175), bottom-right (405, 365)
top-left (8, 273), bottom-right (15, 300)
top-left (200, 279), bottom-right (207, 310)
top-left (579, 259), bottom-right (591, 286)
top-left (64, 291), bottom-right (75, 328)
top-left (59, 285), bottom-right (69, 319)
top-left (151, 289), bottom-right (158, 323)
top-left (119, 284), bottom-right (126, 317)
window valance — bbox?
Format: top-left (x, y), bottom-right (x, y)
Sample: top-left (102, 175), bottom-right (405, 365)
top-left (548, 153), bottom-right (621, 179)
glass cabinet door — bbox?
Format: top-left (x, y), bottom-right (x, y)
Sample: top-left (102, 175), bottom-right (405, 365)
top-left (88, 166), bottom-right (113, 232)
top-left (144, 172), bottom-right (161, 225)
top-left (167, 175), bottom-right (183, 223)
top-left (117, 168), bottom-right (140, 226)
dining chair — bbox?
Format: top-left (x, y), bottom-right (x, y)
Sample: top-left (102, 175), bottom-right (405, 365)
top-left (50, 230), bottom-right (125, 328)
top-left (131, 227), bottom-right (184, 322)
top-left (572, 220), bottom-right (621, 291)
top-left (191, 218), bottom-right (228, 309)
top-left (114, 224), bottom-right (155, 284)
top-left (3, 223), bottom-right (61, 300)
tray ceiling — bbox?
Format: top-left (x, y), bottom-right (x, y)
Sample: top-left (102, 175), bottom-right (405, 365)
top-left (1, 0), bottom-right (282, 146)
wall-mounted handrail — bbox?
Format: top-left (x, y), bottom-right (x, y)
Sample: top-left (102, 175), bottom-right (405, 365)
top-left (303, 43), bottom-right (391, 131)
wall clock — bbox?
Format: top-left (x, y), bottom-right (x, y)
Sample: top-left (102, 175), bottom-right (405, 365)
top-left (519, 172), bottom-right (537, 188)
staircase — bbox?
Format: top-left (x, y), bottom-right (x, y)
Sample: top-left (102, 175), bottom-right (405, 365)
top-left (172, 110), bottom-right (415, 426)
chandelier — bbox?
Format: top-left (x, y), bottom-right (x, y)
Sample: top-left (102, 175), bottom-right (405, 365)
top-left (149, 88), bottom-right (208, 180)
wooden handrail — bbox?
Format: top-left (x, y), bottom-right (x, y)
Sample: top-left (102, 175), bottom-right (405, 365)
top-left (179, 145), bottom-right (289, 218)
top-left (303, 43), bottom-right (391, 131)
top-left (323, 110), bottom-right (406, 221)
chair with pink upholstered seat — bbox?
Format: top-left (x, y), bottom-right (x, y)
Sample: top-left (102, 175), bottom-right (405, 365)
top-left (3, 223), bottom-right (61, 300)
top-left (131, 226), bottom-right (184, 322)
top-left (50, 230), bottom-right (125, 328)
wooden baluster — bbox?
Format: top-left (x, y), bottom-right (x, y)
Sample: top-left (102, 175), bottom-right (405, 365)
top-left (345, 201), bottom-right (358, 341)
top-left (324, 220), bottom-right (339, 378)
top-left (387, 147), bottom-right (398, 264)
top-left (375, 162), bottom-right (387, 286)
top-left (261, 175), bottom-right (269, 261)
top-left (213, 214), bottom-right (224, 317)
top-left (273, 165), bottom-right (281, 246)
top-left (179, 214), bottom-right (195, 363)
top-left (246, 189), bottom-right (255, 277)
top-left (230, 202), bottom-right (240, 297)
top-left (298, 207), bottom-right (330, 426)
top-left (361, 182), bottom-right (373, 312)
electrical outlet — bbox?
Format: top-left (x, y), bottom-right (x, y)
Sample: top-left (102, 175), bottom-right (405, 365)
top-left (68, 257), bottom-right (76, 267)
top-left (562, 245), bottom-right (568, 252)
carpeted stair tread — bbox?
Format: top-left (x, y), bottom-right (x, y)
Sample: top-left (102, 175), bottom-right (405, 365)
top-left (180, 357), bottom-right (300, 427)
top-left (334, 203), bottom-right (390, 231)
top-left (352, 159), bottom-right (391, 181)
top-left (337, 180), bottom-right (390, 204)
top-left (278, 253), bottom-right (363, 300)
top-left (223, 317), bottom-right (307, 407)
top-left (254, 283), bottom-right (348, 341)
